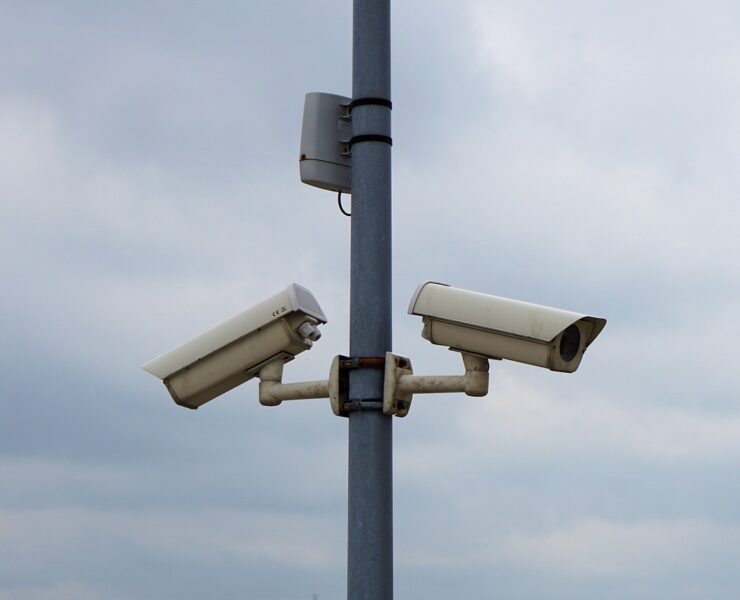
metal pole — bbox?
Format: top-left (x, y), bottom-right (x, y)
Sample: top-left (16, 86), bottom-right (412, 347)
top-left (347, 0), bottom-right (392, 599)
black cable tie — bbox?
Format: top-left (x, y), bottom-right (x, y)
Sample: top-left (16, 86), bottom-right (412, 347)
top-left (348, 97), bottom-right (393, 112)
top-left (348, 134), bottom-right (393, 148)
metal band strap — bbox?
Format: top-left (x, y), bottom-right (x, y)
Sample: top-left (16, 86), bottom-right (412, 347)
top-left (344, 400), bottom-right (384, 412)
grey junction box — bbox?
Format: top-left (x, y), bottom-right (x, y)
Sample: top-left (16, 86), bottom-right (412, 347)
top-left (299, 92), bottom-right (352, 193)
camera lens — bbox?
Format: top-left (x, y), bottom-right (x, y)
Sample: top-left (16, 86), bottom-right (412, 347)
top-left (559, 324), bottom-right (581, 362)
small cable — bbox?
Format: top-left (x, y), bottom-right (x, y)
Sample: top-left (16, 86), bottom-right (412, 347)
top-left (338, 192), bottom-right (351, 217)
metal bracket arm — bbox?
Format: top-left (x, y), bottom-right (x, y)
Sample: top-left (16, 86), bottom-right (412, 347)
top-left (383, 352), bottom-right (490, 417)
top-left (257, 352), bottom-right (489, 415)
top-left (398, 353), bottom-right (489, 397)
top-left (258, 360), bottom-right (330, 407)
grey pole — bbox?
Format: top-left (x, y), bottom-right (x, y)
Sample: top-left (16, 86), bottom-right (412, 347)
top-left (347, 0), bottom-right (393, 599)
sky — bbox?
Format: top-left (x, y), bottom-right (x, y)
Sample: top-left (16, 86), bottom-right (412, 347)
top-left (1, 1), bottom-right (739, 599)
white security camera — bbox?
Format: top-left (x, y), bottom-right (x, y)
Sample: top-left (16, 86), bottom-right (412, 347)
top-left (408, 282), bottom-right (606, 373)
top-left (142, 284), bottom-right (327, 409)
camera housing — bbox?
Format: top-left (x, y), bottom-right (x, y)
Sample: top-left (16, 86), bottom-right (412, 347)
top-left (142, 284), bottom-right (327, 409)
top-left (408, 282), bottom-right (606, 373)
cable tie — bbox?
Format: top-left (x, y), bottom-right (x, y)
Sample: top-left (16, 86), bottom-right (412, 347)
top-left (347, 97), bottom-right (393, 112)
top-left (347, 134), bottom-right (393, 148)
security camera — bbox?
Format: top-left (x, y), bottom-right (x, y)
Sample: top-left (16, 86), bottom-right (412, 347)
top-left (408, 282), bottom-right (605, 373)
top-left (142, 284), bottom-right (327, 409)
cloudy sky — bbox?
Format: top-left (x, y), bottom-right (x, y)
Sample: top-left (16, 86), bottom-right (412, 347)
top-left (2, 1), bottom-right (739, 598)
